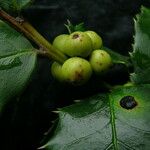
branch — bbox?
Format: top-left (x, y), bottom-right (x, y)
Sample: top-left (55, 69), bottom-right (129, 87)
top-left (0, 8), bottom-right (67, 64)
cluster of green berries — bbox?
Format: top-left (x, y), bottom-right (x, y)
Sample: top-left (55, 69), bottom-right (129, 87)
top-left (51, 31), bottom-right (112, 85)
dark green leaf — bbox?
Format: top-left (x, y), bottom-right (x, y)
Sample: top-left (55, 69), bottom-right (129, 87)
top-left (0, 20), bottom-right (37, 114)
top-left (41, 85), bottom-right (150, 150)
top-left (0, 0), bottom-right (33, 12)
top-left (130, 7), bottom-right (150, 84)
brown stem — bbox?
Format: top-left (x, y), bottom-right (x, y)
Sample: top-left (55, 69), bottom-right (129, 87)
top-left (0, 9), bottom-right (67, 64)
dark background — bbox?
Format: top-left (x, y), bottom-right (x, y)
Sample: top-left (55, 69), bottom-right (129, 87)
top-left (0, 0), bottom-right (150, 150)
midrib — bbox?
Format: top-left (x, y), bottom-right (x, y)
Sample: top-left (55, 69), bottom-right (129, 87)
top-left (109, 96), bottom-right (118, 150)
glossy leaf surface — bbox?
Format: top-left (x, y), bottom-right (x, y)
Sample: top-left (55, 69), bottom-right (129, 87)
top-left (42, 85), bottom-right (150, 150)
top-left (0, 0), bottom-right (33, 12)
top-left (0, 20), bottom-right (37, 114)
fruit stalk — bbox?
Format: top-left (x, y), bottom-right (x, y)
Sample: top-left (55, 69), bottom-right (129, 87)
top-left (0, 8), bottom-right (67, 64)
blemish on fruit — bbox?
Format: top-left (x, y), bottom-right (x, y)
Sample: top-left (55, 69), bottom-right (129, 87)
top-left (72, 34), bottom-right (79, 39)
top-left (74, 70), bottom-right (83, 81)
top-left (120, 96), bottom-right (138, 110)
top-left (70, 70), bottom-right (84, 85)
top-left (100, 53), bottom-right (104, 56)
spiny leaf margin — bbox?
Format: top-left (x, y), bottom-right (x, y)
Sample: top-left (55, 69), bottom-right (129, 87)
top-left (130, 6), bottom-right (150, 84)
top-left (41, 85), bottom-right (150, 150)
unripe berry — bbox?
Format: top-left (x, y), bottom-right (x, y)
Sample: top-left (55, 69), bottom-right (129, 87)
top-left (51, 61), bottom-right (64, 82)
top-left (62, 57), bottom-right (92, 85)
top-left (53, 32), bottom-right (93, 57)
top-left (85, 31), bottom-right (102, 50)
top-left (53, 34), bottom-right (69, 54)
top-left (90, 50), bottom-right (112, 74)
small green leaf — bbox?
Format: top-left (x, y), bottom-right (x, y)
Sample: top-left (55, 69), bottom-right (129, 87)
top-left (0, 20), bottom-right (37, 114)
top-left (131, 7), bottom-right (150, 84)
top-left (0, 0), bottom-right (33, 12)
top-left (41, 85), bottom-right (150, 150)
top-left (74, 22), bottom-right (86, 32)
top-left (65, 20), bottom-right (86, 34)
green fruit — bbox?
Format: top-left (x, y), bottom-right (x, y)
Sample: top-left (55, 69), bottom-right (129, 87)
top-left (51, 61), bottom-right (64, 82)
top-left (65, 31), bottom-right (93, 57)
top-left (90, 50), bottom-right (112, 74)
top-left (52, 34), bottom-right (69, 54)
top-left (85, 31), bottom-right (103, 50)
top-left (123, 82), bottom-right (134, 87)
top-left (55, 31), bottom-right (93, 57)
top-left (62, 57), bottom-right (92, 85)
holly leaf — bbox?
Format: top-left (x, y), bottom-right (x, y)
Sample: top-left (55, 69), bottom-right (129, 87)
top-left (0, 0), bottom-right (33, 12)
top-left (130, 7), bottom-right (150, 84)
top-left (0, 20), bottom-right (37, 114)
top-left (41, 85), bottom-right (150, 150)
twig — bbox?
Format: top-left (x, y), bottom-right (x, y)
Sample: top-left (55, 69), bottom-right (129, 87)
top-left (0, 9), bottom-right (67, 64)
